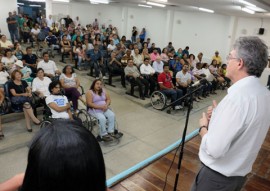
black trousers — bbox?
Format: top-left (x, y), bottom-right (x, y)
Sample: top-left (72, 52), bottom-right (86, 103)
top-left (143, 75), bottom-right (156, 95)
top-left (191, 164), bottom-right (247, 191)
top-left (108, 65), bottom-right (125, 86)
top-left (127, 76), bottom-right (149, 97)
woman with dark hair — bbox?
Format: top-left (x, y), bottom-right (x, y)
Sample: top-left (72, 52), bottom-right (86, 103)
top-left (13, 42), bottom-right (25, 60)
top-left (0, 120), bottom-right (108, 191)
top-left (60, 35), bottom-right (72, 62)
top-left (86, 79), bottom-right (122, 142)
top-left (1, 49), bottom-right (18, 72)
top-left (32, 68), bottom-right (52, 98)
top-left (46, 80), bottom-right (73, 119)
top-left (59, 65), bottom-right (86, 112)
top-left (139, 28), bottom-right (146, 43)
top-left (9, 70), bottom-right (40, 132)
top-left (0, 62), bottom-right (9, 93)
top-left (160, 48), bottom-right (169, 63)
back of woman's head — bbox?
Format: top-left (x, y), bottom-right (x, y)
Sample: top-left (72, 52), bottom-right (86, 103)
top-left (21, 120), bottom-right (106, 191)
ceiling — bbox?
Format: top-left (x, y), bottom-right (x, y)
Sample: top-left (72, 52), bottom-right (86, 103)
top-left (69, 0), bottom-right (270, 18)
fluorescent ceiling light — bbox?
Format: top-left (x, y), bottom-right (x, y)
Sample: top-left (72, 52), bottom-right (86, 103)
top-left (138, 4), bottom-right (152, 8)
top-left (53, 0), bottom-right (70, 2)
top-left (90, 0), bottom-right (109, 4)
top-left (156, 0), bottom-right (167, 2)
top-left (26, 0), bottom-right (45, 2)
top-left (146, 1), bottom-right (166, 7)
top-left (242, 7), bottom-right (255, 14)
top-left (239, 0), bottom-right (256, 7)
top-left (17, 2), bottom-right (24, 5)
top-left (29, 4), bottom-right (42, 7)
top-left (246, 6), bottom-right (266, 12)
top-left (199, 7), bottom-right (214, 13)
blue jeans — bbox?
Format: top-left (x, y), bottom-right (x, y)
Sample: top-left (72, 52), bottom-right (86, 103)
top-left (161, 89), bottom-right (183, 106)
top-left (93, 109), bottom-right (115, 137)
top-left (9, 29), bottom-right (19, 43)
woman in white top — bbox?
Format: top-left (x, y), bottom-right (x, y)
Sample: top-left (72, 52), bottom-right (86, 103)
top-left (1, 49), bottom-right (18, 72)
top-left (59, 65), bottom-right (86, 112)
top-left (32, 68), bottom-right (51, 98)
top-left (0, 62), bottom-right (9, 91)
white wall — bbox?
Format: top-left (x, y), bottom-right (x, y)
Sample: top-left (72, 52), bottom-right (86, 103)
top-left (0, 0), bottom-right (17, 38)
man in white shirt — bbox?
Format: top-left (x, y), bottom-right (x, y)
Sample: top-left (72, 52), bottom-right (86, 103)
top-left (133, 48), bottom-right (143, 68)
top-left (37, 52), bottom-right (61, 78)
top-left (46, 15), bottom-right (54, 27)
top-left (176, 63), bottom-right (191, 95)
top-left (73, 16), bottom-right (80, 27)
top-left (140, 58), bottom-right (156, 95)
top-left (191, 36), bottom-right (270, 191)
top-left (152, 57), bottom-right (164, 74)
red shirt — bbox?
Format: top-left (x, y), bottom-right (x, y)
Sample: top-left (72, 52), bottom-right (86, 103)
top-left (158, 72), bottom-right (173, 89)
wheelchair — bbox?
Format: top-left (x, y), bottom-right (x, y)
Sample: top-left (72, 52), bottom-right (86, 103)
top-left (77, 107), bottom-right (123, 145)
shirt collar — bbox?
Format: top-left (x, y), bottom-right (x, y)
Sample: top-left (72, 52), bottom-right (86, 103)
top-left (227, 76), bottom-right (257, 94)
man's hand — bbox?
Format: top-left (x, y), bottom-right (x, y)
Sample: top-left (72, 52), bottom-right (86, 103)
top-left (200, 112), bottom-right (209, 127)
top-left (65, 103), bottom-right (71, 110)
top-left (207, 100), bottom-right (218, 120)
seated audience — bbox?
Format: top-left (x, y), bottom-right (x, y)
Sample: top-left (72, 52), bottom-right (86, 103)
top-left (0, 35), bottom-right (14, 50)
top-left (30, 24), bottom-right (40, 45)
top-left (9, 70), bottom-right (40, 132)
top-left (59, 65), bottom-right (86, 112)
top-left (218, 63), bottom-right (231, 87)
top-left (32, 68), bottom-right (51, 99)
top-left (150, 48), bottom-right (160, 62)
top-left (166, 42), bottom-right (175, 53)
top-left (158, 64), bottom-right (183, 110)
top-left (209, 59), bottom-right (225, 85)
top-left (21, 22), bottom-right (31, 44)
top-left (22, 47), bottom-right (38, 76)
top-left (74, 42), bottom-right (85, 70)
top-left (152, 56), bottom-right (164, 75)
top-left (175, 48), bottom-right (183, 58)
top-left (201, 63), bottom-right (217, 94)
top-left (189, 54), bottom-right (196, 68)
top-left (60, 35), bottom-right (72, 62)
top-left (86, 79), bottom-right (123, 142)
top-left (0, 63), bottom-right (9, 92)
top-left (0, 91), bottom-right (4, 138)
top-left (141, 48), bottom-right (150, 61)
top-left (124, 59), bottom-right (149, 100)
top-left (44, 31), bottom-right (59, 57)
top-left (169, 56), bottom-right (182, 77)
top-left (212, 50), bottom-right (222, 66)
top-left (140, 58), bottom-right (156, 95)
top-left (176, 63), bottom-right (191, 95)
top-left (121, 49), bottom-right (133, 67)
top-left (13, 60), bottom-right (32, 82)
top-left (108, 52), bottom-right (126, 88)
top-left (1, 49), bottom-right (18, 72)
top-left (13, 42), bottom-right (25, 60)
top-left (161, 48), bottom-right (169, 63)
top-left (37, 52), bottom-right (61, 78)
top-left (182, 46), bottom-right (190, 57)
top-left (133, 48), bottom-right (143, 68)
top-left (46, 81), bottom-right (73, 119)
top-left (0, 120), bottom-right (109, 191)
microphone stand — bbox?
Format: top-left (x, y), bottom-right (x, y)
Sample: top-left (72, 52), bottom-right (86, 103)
top-left (162, 85), bottom-right (203, 191)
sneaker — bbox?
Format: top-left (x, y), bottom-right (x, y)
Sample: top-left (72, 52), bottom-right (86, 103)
top-left (103, 76), bottom-right (109, 80)
top-left (101, 135), bottom-right (113, 142)
top-left (109, 132), bottom-right (123, 139)
top-left (175, 105), bottom-right (183, 110)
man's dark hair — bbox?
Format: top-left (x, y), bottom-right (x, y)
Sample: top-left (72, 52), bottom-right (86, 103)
top-left (48, 80), bottom-right (61, 93)
top-left (20, 120), bottom-right (106, 191)
top-left (43, 52), bottom-right (49, 57)
top-left (163, 64), bottom-right (169, 68)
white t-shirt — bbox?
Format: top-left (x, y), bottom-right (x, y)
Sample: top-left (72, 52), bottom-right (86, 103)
top-left (202, 68), bottom-right (215, 82)
top-left (32, 77), bottom-right (52, 96)
top-left (107, 44), bottom-right (116, 51)
top-left (1, 56), bottom-right (18, 71)
top-left (46, 18), bottom-right (54, 27)
top-left (31, 28), bottom-right (40, 35)
top-left (82, 43), bottom-right (94, 51)
top-left (0, 71), bottom-right (9, 84)
top-left (46, 94), bottom-right (70, 119)
top-left (60, 73), bottom-right (77, 87)
top-left (37, 60), bottom-right (58, 76)
top-left (176, 71), bottom-right (191, 84)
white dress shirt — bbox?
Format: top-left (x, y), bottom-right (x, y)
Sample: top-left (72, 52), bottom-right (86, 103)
top-left (140, 64), bottom-right (155, 75)
top-left (152, 61), bottom-right (164, 74)
top-left (37, 60), bottom-right (58, 76)
top-left (199, 76), bottom-right (270, 176)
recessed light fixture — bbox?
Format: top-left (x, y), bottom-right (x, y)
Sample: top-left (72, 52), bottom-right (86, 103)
top-left (29, 4), bottom-right (42, 7)
top-left (155, 0), bottom-right (168, 2)
top-left (26, 0), bottom-right (46, 2)
top-left (138, 4), bottom-right (152, 8)
top-left (53, 0), bottom-right (70, 2)
top-left (242, 7), bottom-right (255, 14)
top-left (199, 7), bottom-right (214, 13)
top-left (146, 1), bottom-right (166, 8)
top-left (17, 2), bottom-right (25, 5)
top-left (239, 0), bottom-right (256, 7)
top-left (90, 0), bottom-right (109, 4)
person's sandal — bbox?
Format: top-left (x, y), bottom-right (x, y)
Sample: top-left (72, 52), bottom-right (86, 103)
top-left (101, 135), bottom-right (113, 142)
top-left (109, 132), bottom-right (123, 139)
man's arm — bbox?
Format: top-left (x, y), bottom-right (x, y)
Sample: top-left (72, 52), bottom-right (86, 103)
top-left (48, 102), bottom-right (70, 112)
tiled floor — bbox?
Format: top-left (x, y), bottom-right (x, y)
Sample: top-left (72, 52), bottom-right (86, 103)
top-left (0, 55), bottom-right (227, 182)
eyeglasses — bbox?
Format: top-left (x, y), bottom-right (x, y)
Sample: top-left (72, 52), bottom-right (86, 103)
top-left (226, 55), bottom-right (240, 61)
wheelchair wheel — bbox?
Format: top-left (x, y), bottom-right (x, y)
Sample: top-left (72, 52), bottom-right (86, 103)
top-left (150, 91), bottom-right (167, 110)
top-left (77, 109), bottom-right (93, 131)
top-left (40, 120), bottom-right (52, 128)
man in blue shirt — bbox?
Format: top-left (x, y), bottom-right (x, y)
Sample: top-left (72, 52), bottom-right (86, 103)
top-left (86, 45), bottom-right (107, 79)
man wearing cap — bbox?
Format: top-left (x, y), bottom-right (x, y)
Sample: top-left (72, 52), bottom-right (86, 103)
top-left (212, 51), bottom-right (222, 66)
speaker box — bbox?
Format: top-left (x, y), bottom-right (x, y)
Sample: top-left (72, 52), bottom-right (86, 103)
top-left (259, 28), bottom-right (265, 35)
